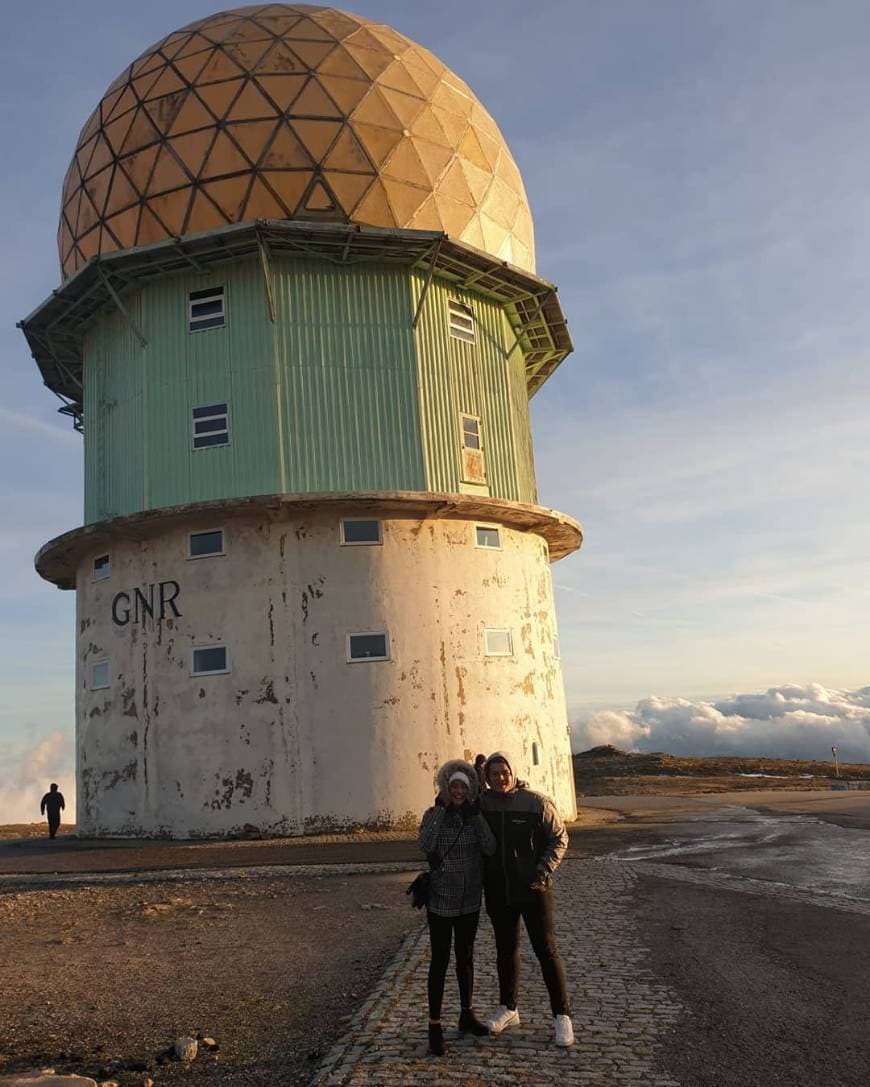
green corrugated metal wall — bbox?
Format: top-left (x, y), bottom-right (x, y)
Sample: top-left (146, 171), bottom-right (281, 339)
top-left (82, 257), bottom-right (537, 523)
top-left (271, 258), bottom-right (424, 493)
top-left (411, 273), bottom-right (537, 504)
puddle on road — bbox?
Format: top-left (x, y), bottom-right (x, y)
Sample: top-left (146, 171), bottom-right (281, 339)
top-left (612, 807), bottom-right (870, 901)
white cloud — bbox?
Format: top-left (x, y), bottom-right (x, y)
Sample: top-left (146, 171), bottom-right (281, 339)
top-left (0, 408), bottom-right (81, 447)
top-left (0, 729), bottom-right (75, 825)
top-left (575, 682), bottom-right (870, 762)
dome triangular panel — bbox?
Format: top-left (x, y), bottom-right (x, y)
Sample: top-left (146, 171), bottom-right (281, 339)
top-left (58, 3), bottom-right (536, 277)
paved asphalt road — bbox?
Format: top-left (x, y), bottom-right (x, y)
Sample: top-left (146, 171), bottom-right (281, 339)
top-left (577, 792), bottom-right (870, 1086)
top-left (3, 790), bottom-right (869, 1085)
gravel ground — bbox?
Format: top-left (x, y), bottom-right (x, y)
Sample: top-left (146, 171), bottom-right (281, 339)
top-left (0, 870), bottom-right (422, 1087)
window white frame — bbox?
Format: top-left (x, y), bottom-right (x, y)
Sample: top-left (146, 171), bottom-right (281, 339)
top-left (188, 285), bottom-right (225, 332)
top-left (346, 631), bottom-right (390, 662)
top-left (474, 524), bottom-right (501, 550)
top-left (191, 645), bottom-right (230, 676)
top-left (91, 660), bottom-right (110, 690)
top-left (484, 628), bottom-right (513, 657)
top-left (447, 298), bottom-right (475, 344)
top-left (192, 403), bottom-right (230, 449)
top-left (339, 519), bottom-right (383, 546)
top-left (92, 554), bottom-right (111, 581)
top-left (188, 528), bottom-right (225, 559)
top-left (460, 413), bottom-right (482, 451)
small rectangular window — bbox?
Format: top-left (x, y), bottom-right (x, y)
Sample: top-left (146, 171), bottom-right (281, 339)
top-left (347, 631), bottom-right (390, 662)
top-left (191, 646), bottom-right (229, 676)
top-left (448, 299), bottom-right (475, 344)
top-left (189, 286), bottom-right (225, 332)
top-left (93, 554), bottom-right (111, 580)
top-left (340, 519), bottom-right (382, 546)
top-left (553, 635), bottom-right (561, 660)
top-left (532, 741), bottom-right (541, 766)
top-left (461, 414), bottom-right (481, 450)
top-left (192, 403), bottom-right (229, 449)
top-left (475, 525), bottom-right (501, 549)
top-left (91, 660), bottom-right (110, 690)
top-left (484, 628), bottom-right (513, 656)
top-left (189, 530), bottom-right (224, 558)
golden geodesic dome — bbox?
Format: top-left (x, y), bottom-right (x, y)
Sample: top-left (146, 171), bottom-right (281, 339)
top-left (59, 3), bottom-right (535, 280)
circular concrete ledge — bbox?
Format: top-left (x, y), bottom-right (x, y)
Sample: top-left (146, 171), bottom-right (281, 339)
top-left (36, 491), bottom-right (583, 589)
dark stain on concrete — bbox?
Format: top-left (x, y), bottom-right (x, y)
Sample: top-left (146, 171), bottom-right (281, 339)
top-left (300, 577), bottom-right (325, 623)
top-left (255, 680), bottom-right (278, 704)
top-left (141, 648), bottom-right (150, 793)
top-left (455, 666), bottom-right (467, 706)
top-left (215, 768), bottom-right (255, 808)
top-left (102, 761), bottom-right (137, 790)
top-left (122, 686), bottom-right (137, 718)
top-left (439, 640), bottom-right (450, 735)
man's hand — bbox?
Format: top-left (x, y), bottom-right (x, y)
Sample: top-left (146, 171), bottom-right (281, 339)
top-left (529, 873), bottom-right (550, 893)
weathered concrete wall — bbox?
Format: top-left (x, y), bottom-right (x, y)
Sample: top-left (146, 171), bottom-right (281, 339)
top-left (76, 505), bottom-right (575, 837)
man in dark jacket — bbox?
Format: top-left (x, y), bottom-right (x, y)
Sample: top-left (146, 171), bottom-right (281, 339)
top-left (40, 783), bottom-right (65, 839)
top-left (479, 751), bottom-right (573, 1047)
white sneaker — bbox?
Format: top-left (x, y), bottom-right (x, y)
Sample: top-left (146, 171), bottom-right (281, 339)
top-left (554, 1013), bottom-right (574, 1047)
top-left (486, 1005), bottom-right (520, 1034)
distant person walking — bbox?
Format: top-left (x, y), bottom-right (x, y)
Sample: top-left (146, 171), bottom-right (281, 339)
top-left (418, 759), bottom-right (497, 1056)
top-left (479, 751), bottom-right (574, 1047)
top-left (40, 783), bottom-right (65, 839)
top-left (474, 754), bottom-right (488, 792)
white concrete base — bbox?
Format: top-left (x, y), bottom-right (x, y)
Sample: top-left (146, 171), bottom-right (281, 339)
top-left (60, 497), bottom-right (579, 837)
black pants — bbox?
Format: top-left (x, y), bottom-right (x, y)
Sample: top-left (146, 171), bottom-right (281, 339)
top-left (426, 909), bottom-right (480, 1019)
top-left (487, 892), bottom-right (569, 1016)
top-left (47, 816), bottom-right (60, 839)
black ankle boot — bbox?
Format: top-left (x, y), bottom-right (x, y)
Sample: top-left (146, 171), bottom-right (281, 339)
top-left (428, 1022), bottom-right (445, 1056)
top-left (458, 1007), bottom-right (490, 1036)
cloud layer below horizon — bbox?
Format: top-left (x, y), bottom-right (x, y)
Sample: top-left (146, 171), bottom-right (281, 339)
top-left (576, 682), bottom-right (870, 763)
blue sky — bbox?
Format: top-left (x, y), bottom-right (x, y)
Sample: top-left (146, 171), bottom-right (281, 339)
top-left (2, 1), bottom-right (870, 816)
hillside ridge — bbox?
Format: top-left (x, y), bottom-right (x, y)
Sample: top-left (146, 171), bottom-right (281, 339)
top-left (573, 748), bottom-right (870, 796)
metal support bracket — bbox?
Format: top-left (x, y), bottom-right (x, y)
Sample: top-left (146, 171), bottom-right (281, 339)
top-left (257, 231), bottom-right (277, 323)
top-left (97, 267), bottom-right (147, 348)
top-left (506, 293), bottom-right (549, 360)
top-left (412, 238), bottom-right (442, 329)
top-left (173, 241), bottom-right (206, 273)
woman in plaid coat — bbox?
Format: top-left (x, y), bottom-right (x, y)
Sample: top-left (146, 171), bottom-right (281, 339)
top-left (418, 758), bottom-right (497, 1056)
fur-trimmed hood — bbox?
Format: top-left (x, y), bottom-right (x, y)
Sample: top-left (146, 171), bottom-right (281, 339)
top-left (435, 758), bottom-right (479, 802)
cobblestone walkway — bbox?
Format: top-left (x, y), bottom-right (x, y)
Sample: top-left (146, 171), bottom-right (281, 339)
top-left (310, 858), bottom-right (681, 1086)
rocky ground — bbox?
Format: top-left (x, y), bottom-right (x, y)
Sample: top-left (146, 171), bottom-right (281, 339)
top-left (0, 869), bottom-right (421, 1087)
top-left (0, 824), bottom-right (77, 841)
